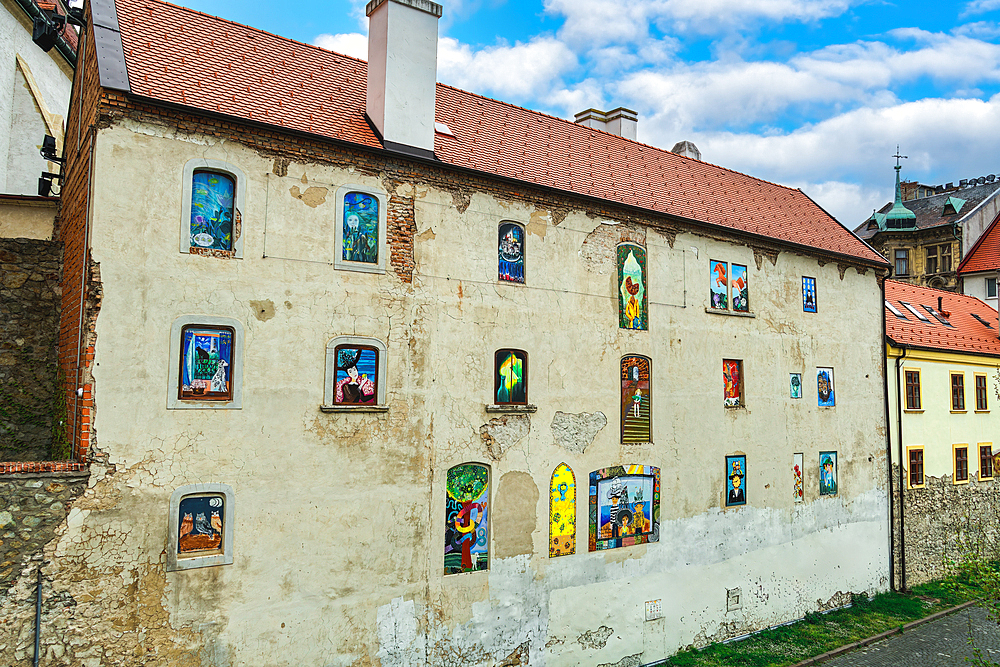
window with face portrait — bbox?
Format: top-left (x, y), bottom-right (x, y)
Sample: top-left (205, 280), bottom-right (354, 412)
top-left (324, 337), bottom-right (388, 408)
top-left (334, 185), bottom-right (388, 274)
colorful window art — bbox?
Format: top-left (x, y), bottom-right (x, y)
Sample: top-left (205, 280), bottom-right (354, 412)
top-left (725, 455), bottom-right (746, 507)
top-left (724, 359), bottom-right (743, 407)
top-left (179, 325), bottom-right (234, 401)
top-left (819, 451), bottom-right (838, 495)
top-left (445, 463), bottom-right (489, 574)
top-left (178, 494), bottom-right (225, 555)
top-left (817, 367), bottom-right (835, 407)
top-left (333, 345), bottom-right (379, 405)
top-left (342, 191), bottom-right (379, 264)
top-left (549, 463), bottom-right (576, 557)
top-left (494, 349), bottom-right (528, 404)
top-left (710, 260), bottom-right (728, 310)
top-left (711, 260), bottom-right (751, 312)
top-left (617, 243), bottom-right (648, 330)
top-left (731, 264), bottom-right (749, 312)
top-left (790, 373), bottom-right (802, 399)
top-left (498, 222), bottom-right (525, 283)
top-left (589, 464), bottom-right (660, 551)
top-left (793, 453), bottom-right (804, 502)
top-left (167, 483), bottom-right (234, 571)
top-left (621, 355), bottom-right (651, 443)
top-left (802, 277), bottom-right (817, 313)
top-left (190, 171), bottom-right (236, 252)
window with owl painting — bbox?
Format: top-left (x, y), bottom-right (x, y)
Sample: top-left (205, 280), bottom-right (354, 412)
top-left (167, 483), bottom-right (235, 571)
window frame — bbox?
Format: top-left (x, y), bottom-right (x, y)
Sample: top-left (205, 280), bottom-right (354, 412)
top-left (802, 276), bottom-right (817, 313)
top-left (334, 183), bottom-right (389, 274)
top-left (951, 372), bottom-right (966, 412)
top-left (980, 444), bottom-right (994, 480)
top-left (180, 158), bottom-right (247, 258)
top-left (323, 336), bottom-right (388, 409)
top-left (940, 243), bottom-right (952, 273)
top-left (954, 444), bottom-right (970, 484)
top-left (894, 249), bottom-right (909, 277)
top-left (926, 244), bottom-right (938, 274)
top-left (906, 446), bottom-right (925, 489)
top-left (709, 259), bottom-right (753, 315)
top-left (975, 373), bottom-right (989, 412)
top-left (987, 277), bottom-right (997, 299)
top-left (723, 359), bottom-right (744, 408)
top-left (498, 221), bottom-right (526, 284)
top-left (493, 349), bottom-right (529, 406)
top-left (904, 368), bottom-right (922, 411)
top-left (167, 315), bottom-right (244, 410)
top-left (166, 483), bottom-right (235, 571)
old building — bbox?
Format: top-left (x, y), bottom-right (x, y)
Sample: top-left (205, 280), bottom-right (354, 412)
top-left (885, 280), bottom-right (1000, 588)
top-left (958, 213), bottom-right (1000, 311)
top-left (856, 164), bottom-right (1000, 291)
top-left (0, 0), bottom-right (895, 664)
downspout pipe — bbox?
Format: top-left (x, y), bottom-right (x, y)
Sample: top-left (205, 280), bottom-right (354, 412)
top-left (33, 566), bottom-right (42, 667)
top-left (894, 343), bottom-right (909, 592)
top-left (881, 279), bottom-right (895, 592)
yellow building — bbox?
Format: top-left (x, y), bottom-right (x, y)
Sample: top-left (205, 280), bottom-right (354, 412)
top-left (886, 279), bottom-right (1000, 588)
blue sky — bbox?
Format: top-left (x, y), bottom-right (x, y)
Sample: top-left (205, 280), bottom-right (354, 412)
top-left (175, 0), bottom-right (1000, 225)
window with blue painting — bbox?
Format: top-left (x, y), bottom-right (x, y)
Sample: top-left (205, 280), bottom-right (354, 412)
top-left (178, 325), bottom-right (235, 401)
top-left (189, 170), bottom-right (236, 253)
top-left (333, 345), bottom-right (379, 405)
top-left (498, 222), bottom-right (525, 283)
top-left (342, 192), bottom-right (379, 265)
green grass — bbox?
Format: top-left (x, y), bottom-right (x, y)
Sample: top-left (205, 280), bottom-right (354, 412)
top-left (653, 578), bottom-right (984, 667)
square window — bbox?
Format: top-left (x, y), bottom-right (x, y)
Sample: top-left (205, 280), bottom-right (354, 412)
top-left (980, 445), bottom-right (993, 480)
top-left (976, 375), bottom-right (989, 411)
top-left (802, 277), bottom-right (817, 312)
top-left (951, 373), bottom-right (965, 411)
top-left (908, 448), bottom-right (924, 488)
top-left (723, 359), bottom-right (743, 407)
top-left (589, 465), bottom-right (660, 552)
top-left (905, 370), bottom-right (921, 410)
top-left (495, 349), bottom-right (528, 405)
top-left (955, 445), bottom-right (969, 483)
top-left (167, 315), bottom-right (244, 410)
top-left (334, 184), bottom-right (389, 274)
top-left (323, 337), bottom-right (387, 408)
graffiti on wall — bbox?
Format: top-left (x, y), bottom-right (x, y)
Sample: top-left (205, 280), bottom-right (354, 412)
top-left (621, 355), bottom-right (651, 443)
top-left (445, 463), bottom-right (489, 574)
top-left (589, 464), bottom-right (660, 551)
top-left (549, 463), bottom-right (576, 557)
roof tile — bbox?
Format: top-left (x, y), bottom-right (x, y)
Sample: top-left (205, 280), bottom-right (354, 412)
top-left (886, 280), bottom-right (1000, 356)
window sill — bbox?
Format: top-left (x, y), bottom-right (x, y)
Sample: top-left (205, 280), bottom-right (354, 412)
top-left (705, 308), bottom-right (755, 318)
top-left (954, 478), bottom-right (971, 485)
top-left (903, 409), bottom-right (924, 413)
top-left (907, 484), bottom-right (925, 490)
top-left (486, 404), bottom-right (537, 413)
top-left (975, 410), bottom-right (990, 414)
top-left (320, 404), bottom-right (389, 413)
top-left (950, 410), bottom-right (968, 414)
top-left (980, 476), bottom-right (994, 482)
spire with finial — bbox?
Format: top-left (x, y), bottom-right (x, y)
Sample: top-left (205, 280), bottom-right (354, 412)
top-left (885, 146), bottom-right (917, 229)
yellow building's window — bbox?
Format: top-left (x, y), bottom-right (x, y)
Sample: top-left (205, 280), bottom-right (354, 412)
top-left (980, 444), bottom-right (993, 480)
top-left (954, 445), bottom-right (969, 484)
top-left (951, 373), bottom-right (966, 411)
top-left (904, 370), bottom-right (921, 410)
top-left (907, 447), bottom-right (924, 488)
top-left (976, 374), bottom-right (989, 411)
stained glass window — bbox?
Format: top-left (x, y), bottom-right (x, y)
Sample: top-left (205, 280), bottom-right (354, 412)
top-left (179, 325), bottom-right (234, 401)
top-left (333, 345), bottom-right (379, 404)
top-left (190, 171), bottom-right (235, 252)
top-left (621, 356), bottom-right (651, 443)
top-left (445, 463), bottom-right (489, 574)
top-left (342, 192), bottom-right (379, 264)
top-left (494, 349), bottom-right (527, 404)
top-left (498, 222), bottom-right (525, 283)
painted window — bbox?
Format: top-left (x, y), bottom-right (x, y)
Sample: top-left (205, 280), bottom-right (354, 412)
top-left (793, 453), bottom-right (804, 502)
top-left (445, 463), bottom-right (489, 574)
top-left (621, 355), bottom-right (651, 443)
top-left (730, 264), bottom-right (749, 312)
top-left (178, 325), bottom-right (235, 402)
top-left (905, 370), bottom-right (921, 410)
top-left (790, 373), bottom-right (802, 399)
top-left (951, 373), bottom-right (965, 411)
top-left (498, 222), bottom-right (525, 283)
top-left (181, 159), bottom-right (246, 258)
top-left (710, 260), bottom-right (728, 310)
top-left (976, 374), bottom-right (989, 411)
top-left (817, 367), bottom-right (835, 407)
top-left (724, 359), bottom-right (743, 407)
top-left (987, 277), bottom-right (997, 299)
top-left (334, 184), bottom-right (388, 273)
top-left (819, 451), bottom-right (838, 496)
top-left (324, 337), bottom-right (388, 407)
top-left (980, 444), bottom-right (993, 480)
top-left (802, 276), bottom-right (817, 313)
top-left (618, 243), bottom-right (648, 330)
top-left (711, 260), bottom-right (751, 312)
top-left (549, 463), bottom-right (576, 558)
top-left (725, 455), bottom-right (746, 507)
top-left (908, 447), bottom-right (924, 488)
top-left (954, 445), bottom-right (969, 483)
top-left (589, 465), bottom-right (660, 551)
top-left (494, 349), bottom-right (528, 405)
top-left (167, 483), bottom-right (234, 571)
top-left (894, 249), bottom-right (909, 276)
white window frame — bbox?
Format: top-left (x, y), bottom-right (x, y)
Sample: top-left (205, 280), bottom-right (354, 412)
top-left (167, 315), bottom-right (244, 410)
top-left (180, 158), bottom-right (247, 258)
top-left (166, 483), bottom-right (235, 571)
top-left (334, 184), bottom-right (389, 274)
top-left (323, 336), bottom-right (388, 410)
top-left (987, 277), bottom-right (997, 299)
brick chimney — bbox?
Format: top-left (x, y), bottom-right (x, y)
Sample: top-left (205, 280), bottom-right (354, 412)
top-left (366, 0), bottom-right (442, 156)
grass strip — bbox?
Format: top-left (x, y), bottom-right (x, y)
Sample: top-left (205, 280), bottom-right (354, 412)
top-left (652, 577), bottom-right (984, 667)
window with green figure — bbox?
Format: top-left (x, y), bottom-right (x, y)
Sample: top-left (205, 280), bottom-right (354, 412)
top-left (190, 171), bottom-right (235, 251)
top-left (494, 349), bottom-right (527, 404)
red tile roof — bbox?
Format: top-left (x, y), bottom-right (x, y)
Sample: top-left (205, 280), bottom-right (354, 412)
top-left (885, 280), bottom-right (1000, 356)
top-left (113, 0), bottom-right (887, 266)
top-left (958, 211), bottom-right (1000, 275)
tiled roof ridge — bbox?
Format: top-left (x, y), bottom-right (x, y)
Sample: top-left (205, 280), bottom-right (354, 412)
top-left (434, 81), bottom-right (803, 195)
top-left (129, 0), bottom-right (369, 67)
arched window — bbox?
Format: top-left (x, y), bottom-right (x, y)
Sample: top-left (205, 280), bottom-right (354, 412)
top-left (498, 221), bottom-right (525, 283)
top-left (621, 355), bottom-right (651, 443)
top-left (494, 349), bottom-right (528, 405)
top-left (324, 336), bottom-right (387, 408)
top-left (549, 463), bottom-right (576, 557)
top-left (167, 315), bottom-right (244, 410)
top-left (167, 483), bottom-right (234, 571)
top-left (617, 243), bottom-right (647, 330)
top-left (445, 462), bottom-right (490, 574)
top-left (181, 158), bottom-right (246, 258)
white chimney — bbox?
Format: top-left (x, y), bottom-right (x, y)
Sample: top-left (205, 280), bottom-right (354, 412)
top-left (366, 0), bottom-right (442, 155)
top-left (574, 107), bottom-right (638, 140)
top-left (671, 141), bottom-right (702, 161)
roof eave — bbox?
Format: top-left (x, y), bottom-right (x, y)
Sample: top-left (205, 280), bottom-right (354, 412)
top-left (885, 335), bottom-right (1000, 360)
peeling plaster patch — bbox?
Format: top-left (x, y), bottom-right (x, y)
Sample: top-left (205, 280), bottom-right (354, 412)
top-left (527, 211), bottom-right (549, 239)
top-left (249, 299), bottom-right (275, 321)
top-left (451, 190), bottom-right (472, 214)
top-left (598, 654), bottom-right (641, 667)
top-left (551, 411), bottom-right (606, 454)
top-left (289, 185), bottom-right (328, 208)
top-left (272, 158), bottom-right (289, 177)
top-left (578, 625), bottom-right (613, 650)
top-left (494, 472), bottom-right (538, 558)
top-left (580, 223), bottom-right (646, 274)
top-left (838, 263), bottom-right (850, 280)
top-left (377, 596), bottom-right (423, 666)
top-left (752, 248), bottom-right (778, 270)
top-left (417, 228), bottom-right (437, 241)
top-left (480, 414), bottom-right (529, 460)
top-left (652, 227), bottom-right (677, 248)
top-left (498, 641), bottom-right (530, 666)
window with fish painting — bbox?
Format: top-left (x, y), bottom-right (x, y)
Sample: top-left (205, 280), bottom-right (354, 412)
top-left (167, 483), bottom-right (234, 571)
top-left (498, 222), bottom-right (525, 283)
top-left (710, 260), bottom-right (750, 313)
top-left (181, 159), bottom-right (246, 258)
top-left (335, 184), bottom-right (388, 274)
top-left (324, 336), bottom-right (388, 409)
top-left (167, 315), bottom-right (244, 410)
top-left (494, 349), bottom-right (528, 405)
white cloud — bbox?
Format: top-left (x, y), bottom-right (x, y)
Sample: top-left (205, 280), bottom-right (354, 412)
top-left (312, 32), bottom-right (368, 60)
top-left (437, 36), bottom-right (578, 99)
top-left (961, 0), bottom-right (1000, 17)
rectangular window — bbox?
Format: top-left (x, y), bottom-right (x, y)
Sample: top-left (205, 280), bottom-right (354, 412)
top-left (802, 277), bottom-right (817, 313)
top-left (981, 445), bottom-right (993, 480)
top-left (940, 244), bottom-right (952, 273)
top-left (723, 359), bottom-right (743, 408)
top-left (955, 445), bottom-right (969, 483)
top-left (908, 448), bottom-right (924, 488)
top-left (905, 370), bottom-right (921, 410)
top-left (709, 261), bottom-right (751, 313)
top-left (952, 373), bottom-right (966, 411)
top-left (178, 325), bottom-right (235, 402)
top-left (926, 245), bottom-right (937, 274)
top-left (987, 277), bottom-right (997, 299)
top-left (894, 249), bottom-right (909, 276)
top-left (976, 374), bottom-right (989, 411)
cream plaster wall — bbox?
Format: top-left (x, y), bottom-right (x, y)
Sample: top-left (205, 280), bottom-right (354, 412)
top-left (0, 197), bottom-right (55, 238)
top-left (0, 121), bottom-right (890, 666)
top-left (962, 271), bottom-right (998, 311)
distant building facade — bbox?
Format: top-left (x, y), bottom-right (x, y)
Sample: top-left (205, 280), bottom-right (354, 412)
top-left (958, 213), bottom-right (1000, 311)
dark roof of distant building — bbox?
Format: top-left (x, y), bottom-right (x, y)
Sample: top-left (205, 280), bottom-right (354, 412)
top-left (856, 180), bottom-right (1000, 239)
top-left (105, 0), bottom-right (887, 266)
top-left (885, 280), bottom-right (1000, 356)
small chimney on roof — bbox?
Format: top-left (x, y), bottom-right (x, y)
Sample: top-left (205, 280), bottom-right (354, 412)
top-left (671, 141), bottom-right (702, 161)
top-left (573, 107), bottom-right (638, 140)
top-left (366, 0), bottom-right (442, 156)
